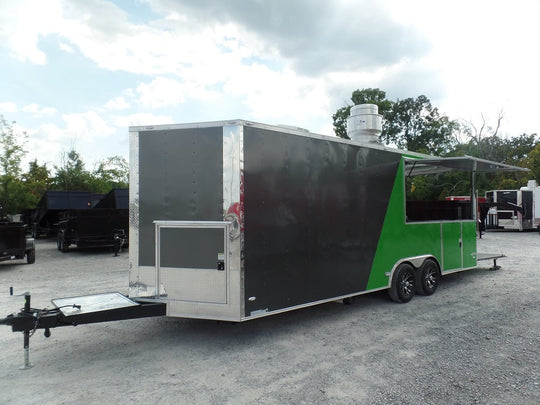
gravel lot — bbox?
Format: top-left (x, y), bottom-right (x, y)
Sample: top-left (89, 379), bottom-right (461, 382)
top-left (0, 230), bottom-right (538, 404)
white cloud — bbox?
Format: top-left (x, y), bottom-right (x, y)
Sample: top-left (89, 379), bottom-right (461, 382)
top-left (19, 123), bottom-right (66, 170)
top-left (135, 77), bottom-right (186, 108)
top-left (62, 110), bottom-right (116, 140)
top-left (36, 123), bottom-right (66, 141)
top-left (0, 0), bottom-right (65, 64)
top-left (105, 97), bottom-right (130, 110)
top-left (385, 0), bottom-right (540, 135)
top-left (22, 103), bottom-right (57, 116)
top-left (135, 77), bottom-right (220, 108)
top-left (0, 102), bottom-right (18, 113)
top-left (2, 0), bottom-right (539, 175)
top-left (113, 113), bottom-right (174, 128)
top-left (59, 42), bottom-right (75, 53)
top-left (224, 64), bottom-right (330, 126)
top-left (23, 112), bottom-right (128, 169)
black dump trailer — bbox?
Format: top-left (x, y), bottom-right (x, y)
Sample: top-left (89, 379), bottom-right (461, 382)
top-left (56, 189), bottom-right (129, 253)
top-left (30, 191), bottom-right (103, 238)
top-left (0, 221), bottom-right (35, 264)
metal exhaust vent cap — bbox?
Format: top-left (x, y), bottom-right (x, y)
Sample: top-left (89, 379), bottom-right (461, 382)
top-left (346, 104), bottom-right (382, 143)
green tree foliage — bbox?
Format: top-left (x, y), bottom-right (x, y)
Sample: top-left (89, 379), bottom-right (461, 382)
top-left (89, 156), bottom-right (129, 194)
top-left (53, 149), bottom-right (93, 191)
top-left (384, 96), bottom-right (459, 156)
top-left (53, 150), bottom-right (129, 194)
top-left (0, 115), bottom-right (28, 215)
top-left (455, 126), bottom-right (538, 190)
top-left (523, 142), bottom-right (540, 182)
top-left (0, 115), bottom-right (130, 215)
top-left (21, 160), bottom-right (52, 209)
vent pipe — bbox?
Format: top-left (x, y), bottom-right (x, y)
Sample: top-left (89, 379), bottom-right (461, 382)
top-left (346, 104), bottom-right (382, 143)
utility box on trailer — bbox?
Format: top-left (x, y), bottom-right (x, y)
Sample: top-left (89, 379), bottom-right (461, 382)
top-left (127, 119), bottom-right (524, 322)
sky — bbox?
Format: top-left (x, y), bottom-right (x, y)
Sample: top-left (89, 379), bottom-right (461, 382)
top-left (1, 0), bottom-right (539, 171)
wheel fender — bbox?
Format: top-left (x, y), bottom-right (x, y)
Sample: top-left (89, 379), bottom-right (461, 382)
top-left (385, 255), bottom-right (440, 288)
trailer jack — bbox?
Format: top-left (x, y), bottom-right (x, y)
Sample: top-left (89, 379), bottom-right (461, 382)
top-left (1, 289), bottom-right (166, 369)
top-left (0, 289), bottom-right (38, 369)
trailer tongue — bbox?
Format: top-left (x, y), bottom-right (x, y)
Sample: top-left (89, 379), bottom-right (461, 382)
top-left (0, 291), bottom-right (165, 369)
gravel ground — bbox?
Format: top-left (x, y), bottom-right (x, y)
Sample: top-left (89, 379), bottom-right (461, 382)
top-left (0, 230), bottom-right (538, 404)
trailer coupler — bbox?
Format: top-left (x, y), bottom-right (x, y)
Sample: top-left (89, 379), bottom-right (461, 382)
top-left (1, 290), bottom-right (166, 369)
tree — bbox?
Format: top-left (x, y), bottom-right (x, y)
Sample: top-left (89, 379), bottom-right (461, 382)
top-left (21, 159), bottom-right (52, 209)
top-left (459, 111), bottom-right (503, 158)
top-left (523, 142), bottom-right (540, 183)
top-left (53, 149), bottom-right (93, 191)
top-left (0, 115), bottom-right (27, 215)
top-left (52, 150), bottom-right (129, 194)
top-left (89, 156), bottom-right (129, 194)
top-left (383, 95), bottom-right (458, 155)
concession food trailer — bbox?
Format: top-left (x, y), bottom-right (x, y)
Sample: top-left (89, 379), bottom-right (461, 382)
top-left (1, 105), bottom-right (527, 368)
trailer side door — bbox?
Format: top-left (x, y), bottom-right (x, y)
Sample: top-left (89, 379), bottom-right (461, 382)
top-left (442, 222), bottom-right (463, 271)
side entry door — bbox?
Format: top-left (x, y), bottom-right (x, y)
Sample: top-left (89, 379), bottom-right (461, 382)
top-left (442, 222), bottom-right (463, 271)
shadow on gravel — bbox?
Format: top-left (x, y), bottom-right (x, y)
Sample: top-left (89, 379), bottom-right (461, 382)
top-left (57, 247), bottom-right (129, 257)
top-left (0, 261), bottom-right (33, 269)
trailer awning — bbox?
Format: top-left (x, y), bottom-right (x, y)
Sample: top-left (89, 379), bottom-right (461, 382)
top-left (404, 156), bottom-right (529, 176)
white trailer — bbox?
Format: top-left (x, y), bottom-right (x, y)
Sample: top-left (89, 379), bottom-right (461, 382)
top-left (485, 180), bottom-right (538, 231)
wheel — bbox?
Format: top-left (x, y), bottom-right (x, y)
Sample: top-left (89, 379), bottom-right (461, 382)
top-left (416, 258), bottom-right (440, 296)
top-left (112, 231), bottom-right (125, 256)
top-left (26, 249), bottom-right (36, 264)
top-left (388, 263), bottom-right (416, 303)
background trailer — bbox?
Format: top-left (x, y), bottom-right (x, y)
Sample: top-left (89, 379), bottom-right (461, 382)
top-left (485, 180), bottom-right (540, 231)
top-left (127, 113), bottom-right (523, 322)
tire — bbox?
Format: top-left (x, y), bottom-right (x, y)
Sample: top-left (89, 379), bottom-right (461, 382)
top-left (388, 263), bottom-right (416, 303)
top-left (416, 258), bottom-right (440, 296)
top-left (112, 232), bottom-right (124, 256)
top-left (26, 249), bottom-right (36, 264)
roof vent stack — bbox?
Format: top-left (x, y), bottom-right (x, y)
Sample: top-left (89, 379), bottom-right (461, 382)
top-left (346, 104), bottom-right (382, 143)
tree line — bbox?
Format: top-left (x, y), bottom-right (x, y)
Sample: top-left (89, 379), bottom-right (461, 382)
top-left (333, 88), bottom-right (539, 199)
top-left (0, 115), bottom-right (128, 216)
top-left (2, 90), bottom-right (539, 216)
